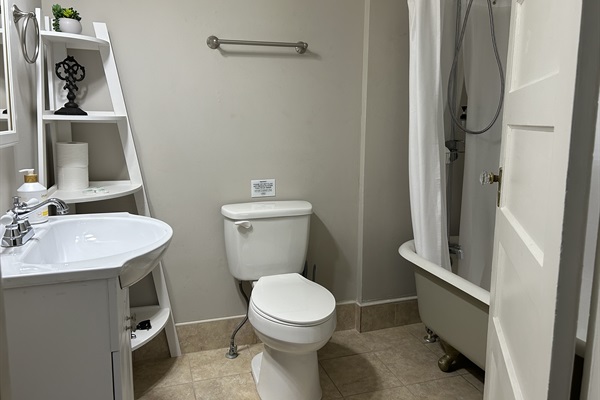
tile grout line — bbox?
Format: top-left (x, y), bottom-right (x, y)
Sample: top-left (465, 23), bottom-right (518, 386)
top-left (317, 360), bottom-right (344, 398)
top-left (370, 350), bottom-right (411, 388)
top-left (460, 373), bottom-right (485, 393)
top-left (403, 374), bottom-right (483, 398)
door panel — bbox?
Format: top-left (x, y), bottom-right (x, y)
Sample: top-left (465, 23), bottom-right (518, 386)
top-left (510, 1), bottom-right (557, 90)
top-left (503, 126), bottom-right (554, 252)
top-left (484, 0), bottom-right (587, 398)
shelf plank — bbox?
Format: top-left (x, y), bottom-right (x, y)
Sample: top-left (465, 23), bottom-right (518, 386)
top-left (130, 306), bottom-right (171, 351)
top-left (43, 110), bottom-right (127, 123)
top-left (49, 180), bottom-right (142, 203)
top-left (41, 30), bottom-right (109, 50)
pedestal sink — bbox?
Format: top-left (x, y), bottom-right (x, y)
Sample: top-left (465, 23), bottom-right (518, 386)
top-left (0, 212), bottom-right (173, 288)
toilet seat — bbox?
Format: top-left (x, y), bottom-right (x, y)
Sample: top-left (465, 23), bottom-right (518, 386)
top-left (251, 273), bottom-right (336, 326)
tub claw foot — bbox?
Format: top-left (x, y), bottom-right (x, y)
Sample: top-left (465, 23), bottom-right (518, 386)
top-left (424, 327), bottom-right (438, 343)
top-left (437, 340), bottom-right (464, 372)
top-left (438, 354), bottom-right (455, 372)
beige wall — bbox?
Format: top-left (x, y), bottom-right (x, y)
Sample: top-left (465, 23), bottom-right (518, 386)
top-left (360, 0), bottom-right (416, 302)
top-left (7, 0), bottom-right (417, 324)
top-left (0, 149), bottom-right (16, 212)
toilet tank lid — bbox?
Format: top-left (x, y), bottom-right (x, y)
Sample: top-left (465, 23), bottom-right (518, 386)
top-left (221, 201), bottom-right (312, 220)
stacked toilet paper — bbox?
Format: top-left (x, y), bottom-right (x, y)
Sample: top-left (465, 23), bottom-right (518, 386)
top-left (57, 142), bottom-right (89, 190)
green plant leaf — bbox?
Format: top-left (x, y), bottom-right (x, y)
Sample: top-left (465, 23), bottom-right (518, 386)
top-left (51, 4), bottom-right (82, 30)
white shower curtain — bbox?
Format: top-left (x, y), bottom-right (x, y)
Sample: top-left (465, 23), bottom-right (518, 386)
top-left (407, 0), bottom-right (451, 271)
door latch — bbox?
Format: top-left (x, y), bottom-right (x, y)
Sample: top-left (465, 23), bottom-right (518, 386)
top-left (480, 167), bottom-right (503, 207)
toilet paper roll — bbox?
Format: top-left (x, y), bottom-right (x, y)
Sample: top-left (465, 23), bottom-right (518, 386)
top-left (57, 166), bottom-right (89, 190)
top-left (56, 142), bottom-right (88, 168)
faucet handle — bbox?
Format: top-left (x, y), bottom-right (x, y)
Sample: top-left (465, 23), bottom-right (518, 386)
top-left (8, 197), bottom-right (28, 217)
top-left (0, 213), bottom-right (14, 225)
top-left (10, 196), bottom-right (26, 211)
top-left (12, 196), bottom-right (38, 208)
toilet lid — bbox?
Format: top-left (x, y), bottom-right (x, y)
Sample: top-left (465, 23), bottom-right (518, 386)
top-left (251, 273), bottom-right (336, 326)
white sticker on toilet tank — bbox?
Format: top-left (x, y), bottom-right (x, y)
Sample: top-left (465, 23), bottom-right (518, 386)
top-left (251, 179), bottom-right (276, 198)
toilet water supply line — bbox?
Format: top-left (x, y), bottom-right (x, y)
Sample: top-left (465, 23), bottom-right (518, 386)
top-left (226, 280), bottom-right (250, 359)
top-left (225, 262), bottom-right (318, 359)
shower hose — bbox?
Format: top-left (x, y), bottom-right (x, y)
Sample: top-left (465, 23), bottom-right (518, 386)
top-left (447, 0), bottom-right (506, 135)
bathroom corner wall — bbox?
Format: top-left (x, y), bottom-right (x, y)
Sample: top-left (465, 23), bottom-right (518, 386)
top-left (360, 0), bottom-right (416, 302)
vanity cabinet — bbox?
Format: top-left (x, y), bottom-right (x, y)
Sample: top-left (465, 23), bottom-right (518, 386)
top-left (2, 277), bottom-right (133, 399)
top-left (33, 17), bottom-right (180, 355)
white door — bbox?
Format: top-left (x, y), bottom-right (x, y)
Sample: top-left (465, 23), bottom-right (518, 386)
top-left (484, 0), bottom-right (597, 399)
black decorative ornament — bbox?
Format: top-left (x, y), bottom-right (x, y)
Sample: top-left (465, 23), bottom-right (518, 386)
top-left (54, 55), bottom-right (87, 115)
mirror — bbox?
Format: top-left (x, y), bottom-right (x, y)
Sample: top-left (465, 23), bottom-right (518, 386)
top-left (0, 0), bottom-right (16, 147)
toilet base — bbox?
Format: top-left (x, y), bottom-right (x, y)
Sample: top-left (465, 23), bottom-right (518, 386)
top-left (251, 345), bottom-right (322, 400)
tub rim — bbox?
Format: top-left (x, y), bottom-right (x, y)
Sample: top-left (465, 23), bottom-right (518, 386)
top-left (399, 240), bottom-right (490, 306)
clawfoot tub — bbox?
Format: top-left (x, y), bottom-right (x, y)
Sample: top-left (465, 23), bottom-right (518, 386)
top-left (399, 240), bottom-right (490, 370)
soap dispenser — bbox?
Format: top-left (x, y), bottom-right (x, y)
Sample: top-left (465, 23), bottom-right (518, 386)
top-left (17, 168), bottom-right (48, 224)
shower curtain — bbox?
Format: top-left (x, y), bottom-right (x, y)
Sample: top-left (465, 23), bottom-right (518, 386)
top-left (407, 0), bottom-right (452, 271)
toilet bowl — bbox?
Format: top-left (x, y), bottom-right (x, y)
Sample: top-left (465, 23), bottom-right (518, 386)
top-left (248, 273), bottom-right (336, 400)
top-left (221, 201), bottom-right (337, 399)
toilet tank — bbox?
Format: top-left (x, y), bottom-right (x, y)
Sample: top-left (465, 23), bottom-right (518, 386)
top-left (221, 201), bottom-right (312, 281)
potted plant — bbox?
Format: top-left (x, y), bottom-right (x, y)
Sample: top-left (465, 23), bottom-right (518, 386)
top-left (52, 4), bottom-right (82, 34)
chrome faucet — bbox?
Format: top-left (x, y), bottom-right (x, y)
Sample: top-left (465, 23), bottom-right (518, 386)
top-left (1, 196), bottom-right (69, 247)
top-left (10, 196), bottom-right (69, 217)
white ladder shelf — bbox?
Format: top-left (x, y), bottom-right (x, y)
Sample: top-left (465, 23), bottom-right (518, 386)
top-left (36, 20), bottom-right (180, 357)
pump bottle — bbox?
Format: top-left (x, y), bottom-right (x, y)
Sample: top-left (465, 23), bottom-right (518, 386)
top-left (17, 169), bottom-right (48, 224)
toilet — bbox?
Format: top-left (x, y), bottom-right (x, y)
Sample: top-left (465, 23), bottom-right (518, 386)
top-left (221, 201), bottom-right (336, 400)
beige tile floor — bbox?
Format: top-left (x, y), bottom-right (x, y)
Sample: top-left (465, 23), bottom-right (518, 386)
top-left (133, 322), bottom-right (484, 399)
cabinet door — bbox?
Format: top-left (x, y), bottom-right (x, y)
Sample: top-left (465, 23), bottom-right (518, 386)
top-left (3, 280), bottom-right (114, 399)
top-left (111, 285), bottom-right (133, 400)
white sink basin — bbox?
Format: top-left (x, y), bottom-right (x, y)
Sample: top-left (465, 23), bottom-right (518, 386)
top-left (0, 212), bottom-right (172, 288)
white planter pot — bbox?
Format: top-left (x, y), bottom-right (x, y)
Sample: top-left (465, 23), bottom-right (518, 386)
top-left (58, 18), bottom-right (82, 34)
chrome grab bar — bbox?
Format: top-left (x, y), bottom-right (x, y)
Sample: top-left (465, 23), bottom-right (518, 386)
top-left (206, 35), bottom-right (308, 54)
top-left (12, 5), bottom-right (40, 64)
